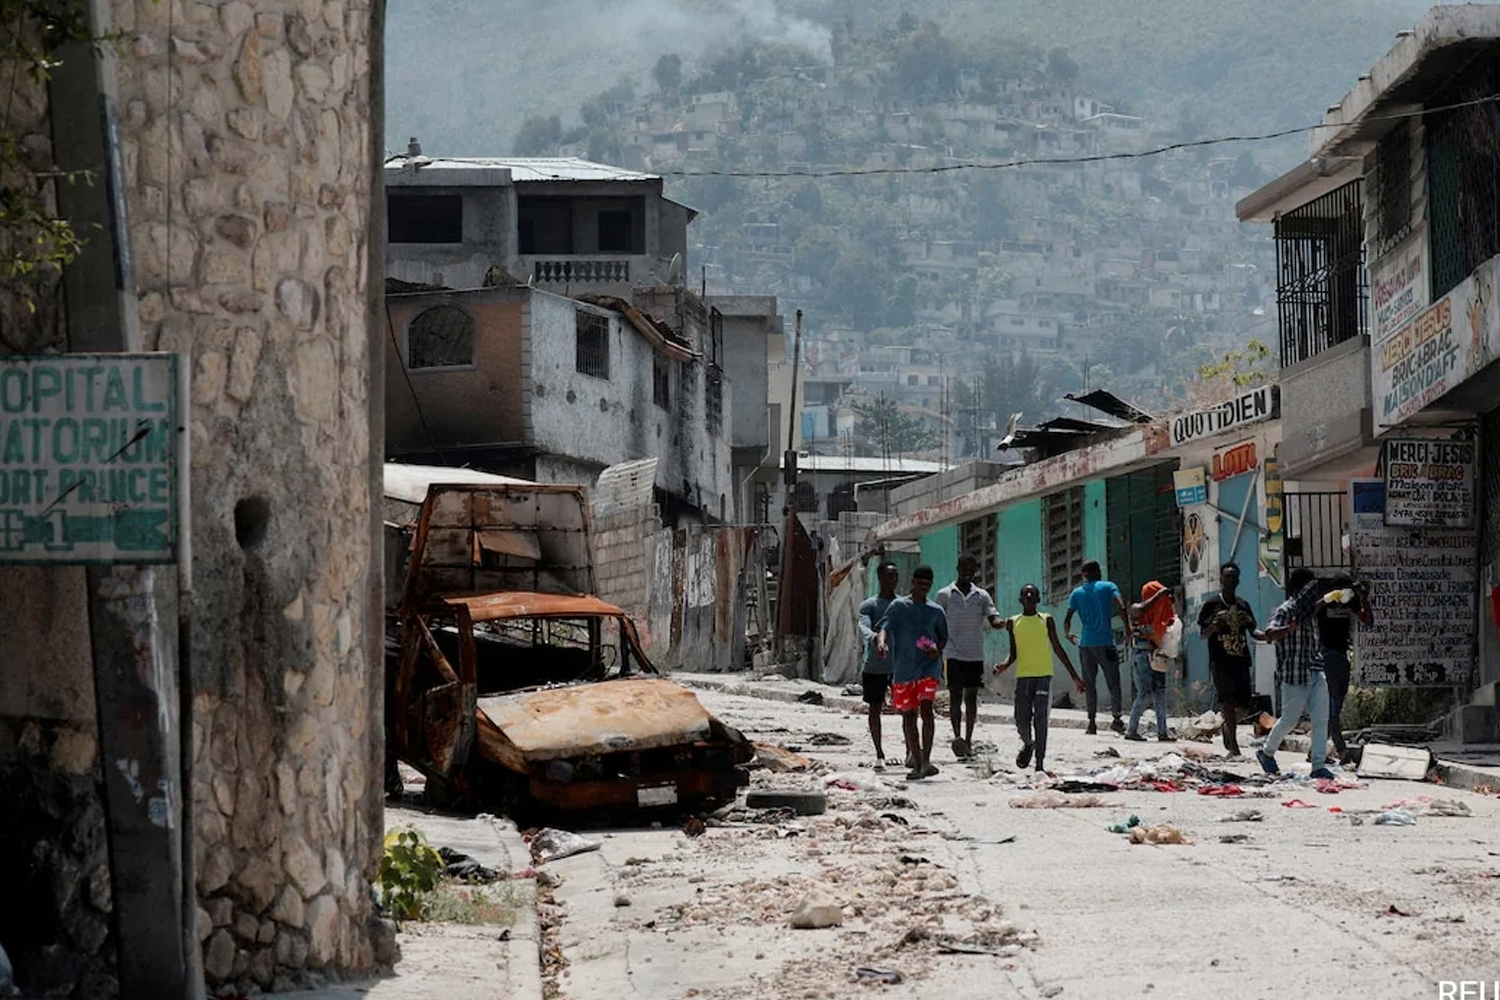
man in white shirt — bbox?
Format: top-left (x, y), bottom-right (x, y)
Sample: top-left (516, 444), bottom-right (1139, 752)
top-left (934, 555), bottom-right (1005, 759)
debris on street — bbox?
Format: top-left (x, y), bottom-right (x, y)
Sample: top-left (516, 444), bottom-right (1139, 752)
top-left (529, 828), bottom-right (602, 864)
top-left (855, 966), bottom-right (903, 983)
top-left (1221, 809), bottom-right (1264, 822)
top-left (1357, 743), bottom-right (1433, 781)
top-left (789, 895), bottom-right (845, 929)
top-left (1009, 791), bottom-right (1118, 809)
top-left (1106, 815), bottom-right (1142, 834)
top-left (438, 846), bottom-right (502, 884)
top-left (1128, 824), bottom-right (1193, 845)
top-left (1374, 809), bottom-right (1418, 826)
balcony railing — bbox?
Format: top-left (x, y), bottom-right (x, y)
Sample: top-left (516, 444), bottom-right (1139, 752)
top-left (1274, 180), bottom-right (1368, 367)
top-left (530, 258), bottom-right (631, 285)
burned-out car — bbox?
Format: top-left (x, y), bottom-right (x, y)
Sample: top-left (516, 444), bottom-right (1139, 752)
top-left (382, 467), bottom-right (751, 814)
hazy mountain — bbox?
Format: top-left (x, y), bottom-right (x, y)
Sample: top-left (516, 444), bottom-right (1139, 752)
top-left (387, 0), bottom-right (1439, 163)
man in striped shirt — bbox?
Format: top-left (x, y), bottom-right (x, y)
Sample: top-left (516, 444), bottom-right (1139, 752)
top-left (1255, 568), bottom-right (1336, 780)
top-left (934, 555), bottom-right (1005, 759)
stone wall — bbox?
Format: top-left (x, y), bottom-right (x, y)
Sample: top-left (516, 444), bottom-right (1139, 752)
top-left (0, 1), bottom-right (382, 996)
top-left (108, 0), bottom-right (384, 990)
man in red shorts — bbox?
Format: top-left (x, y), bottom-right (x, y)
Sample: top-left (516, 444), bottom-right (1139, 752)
top-left (876, 564), bottom-right (949, 781)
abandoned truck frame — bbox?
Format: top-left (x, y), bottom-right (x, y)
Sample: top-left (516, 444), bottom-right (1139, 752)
top-left (383, 469), bottom-right (752, 814)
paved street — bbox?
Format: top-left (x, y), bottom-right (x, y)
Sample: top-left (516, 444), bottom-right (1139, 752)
top-left (545, 689), bottom-right (1500, 1000)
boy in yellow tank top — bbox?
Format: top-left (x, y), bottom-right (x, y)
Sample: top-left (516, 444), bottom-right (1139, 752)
top-left (995, 584), bottom-right (1085, 774)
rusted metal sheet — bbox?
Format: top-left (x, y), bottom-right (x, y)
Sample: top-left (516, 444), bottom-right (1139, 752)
top-left (669, 529), bottom-right (687, 649)
top-left (475, 677), bottom-right (715, 762)
top-left (433, 591), bottom-right (630, 622)
top-left (526, 769), bottom-right (733, 811)
top-left (423, 680), bottom-right (476, 776)
top-left (868, 423), bottom-right (1172, 543)
top-left (778, 514), bottom-right (818, 638)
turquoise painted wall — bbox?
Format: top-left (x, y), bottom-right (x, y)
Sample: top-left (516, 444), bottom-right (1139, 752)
top-left (1083, 481), bottom-right (1108, 577)
top-left (918, 525), bottom-right (959, 583)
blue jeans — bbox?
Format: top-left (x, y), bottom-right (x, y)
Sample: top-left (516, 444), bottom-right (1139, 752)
top-left (1264, 671), bottom-right (1330, 769)
top-left (1322, 647), bottom-right (1351, 755)
top-left (1128, 649), bottom-right (1168, 736)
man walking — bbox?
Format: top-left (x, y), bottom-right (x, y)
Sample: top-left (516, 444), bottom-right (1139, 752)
top-left (1197, 562), bottom-right (1258, 756)
top-left (1317, 573), bottom-right (1373, 764)
top-left (995, 584), bottom-right (1085, 774)
top-left (1063, 559), bottom-right (1127, 735)
top-left (876, 565), bottom-right (949, 781)
top-left (857, 560), bottom-right (900, 768)
top-left (935, 555), bottom-right (1005, 759)
top-left (1255, 568), bottom-right (1336, 780)
top-left (1125, 581), bottom-right (1177, 742)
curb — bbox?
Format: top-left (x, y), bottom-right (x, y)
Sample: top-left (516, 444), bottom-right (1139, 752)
top-left (676, 673), bottom-right (1499, 791)
top-left (485, 816), bottom-right (544, 1000)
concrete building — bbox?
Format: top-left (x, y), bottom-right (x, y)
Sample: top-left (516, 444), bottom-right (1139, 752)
top-left (384, 283), bottom-right (735, 524)
top-left (384, 151), bottom-right (695, 298)
top-left (1237, 4), bottom-right (1500, 738)
top-left (4, 2), bottom-right (386, 997)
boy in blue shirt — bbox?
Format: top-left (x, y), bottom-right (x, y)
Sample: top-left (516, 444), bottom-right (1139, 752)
top-left (1063, 559), bottom-right (1127, 735)
top-left (857, 561), bottom-right (900, 767)
top-left (876, 564), bottom-right (949, 781)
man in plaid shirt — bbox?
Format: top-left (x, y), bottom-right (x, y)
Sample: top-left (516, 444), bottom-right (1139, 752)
top-left (1255, 568), bottom-right (1336, 780)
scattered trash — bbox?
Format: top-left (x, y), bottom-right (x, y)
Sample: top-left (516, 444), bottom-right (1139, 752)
top-left (796, 690), bottom-right (826, 705)
top-left (1218, 833), bottom-right (1251, 844)
top-left (790, 895), bottom-right (845, 929)
top-left (1379, 904), bottom-right (1414, 917)
top-left (842, 685), bottom-right (864, 697)
top-left (867, 795), bottom-right (918, 811)
top-left (745, 789), bottom-right (828, 816)
top-left (438, 846), bottom-right (501, 883)
top-left (1107, 815), bottom-right (1143, 834)
top-left (1198, 784), bottom-right (1244, 797)
top-left (1095, 747), bottom-right (1122, 759)
top-left (1311, 778), bottom-right (1350, 795)
top-left (1050, 780), bottom-right (1120, 793)
top-left (963, 835), bottom-right (1018, 846)
top-left (855, 967), bottom-right (903, 984)
top-left (898, 854), bottom-right (932, 866)
top-left (613, 892), bottom-right (632, 907)
top-left (822, 771), bottom-right (888, 792)
top-left (683, 816), bottom-right (707, 838)
top-left (1358, 743), bottom-right (1432, 781)
top-left (881, 812), bottom-right (911, 826)
top-left (1221, 809), bottom-right (1264, 822)
top-left (754, 744), bottom-right (813, 773)
top-left (1041, 986), bottom-right (1064, 998)
top-left (1010, 791), bottom-right (1118, 809)
top-left (1185, 710), bottom-right (1223, 741)
top-left (808, 732), bottom-right (852, 746)
top-left (530, 828), bottom-right (602, 864)
top-left (1426, 799), bottom-right (1473, 818)
top-left (1129, 824), bottom-right (1193, 845)
top-left (1252, 713), bottom-right (1275, 737)
top-left (1374, 809), bottom-right (1417, 826)
top-left (936, 940), bottom-right (1019, 957)
top-left (1281, 799), bottom-right (1316, 809)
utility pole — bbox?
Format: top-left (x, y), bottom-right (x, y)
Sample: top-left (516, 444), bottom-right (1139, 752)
top-left (48, 0), bottom-right (200, 996)
top-left (776, 310), bottom-right (804, 668)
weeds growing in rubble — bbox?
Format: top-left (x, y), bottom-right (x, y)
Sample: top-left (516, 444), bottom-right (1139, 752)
top-left (422, 883), bottom-right (523, 925)
top-left (377, 828), bottom-right (445, 919)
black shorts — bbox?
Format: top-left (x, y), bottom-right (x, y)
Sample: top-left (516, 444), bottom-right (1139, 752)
top-left (946, 659), bottom-right (984, 691)
top-left (1211, 660), bottom-right (1253, 708)
top-left (861, 672), bottom-right (892, 706)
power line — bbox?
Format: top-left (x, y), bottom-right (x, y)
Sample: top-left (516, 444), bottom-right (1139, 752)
top-left (658, 94), bottom-right (1500, 180)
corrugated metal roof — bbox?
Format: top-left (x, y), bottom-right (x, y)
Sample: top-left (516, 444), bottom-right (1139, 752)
top-left (785, 455), bottom-right (947, 475)
top-left (387, 155), bottom-right (660, 183)
top-left (383, 463), bottom-right (534, 504)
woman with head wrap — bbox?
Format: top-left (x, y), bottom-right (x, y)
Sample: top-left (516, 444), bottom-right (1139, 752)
top-left (1125, 581), bottom-right (1177, 742)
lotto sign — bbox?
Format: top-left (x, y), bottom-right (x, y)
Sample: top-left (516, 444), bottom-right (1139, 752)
top-left (0, 354), bottom-right (179, 564)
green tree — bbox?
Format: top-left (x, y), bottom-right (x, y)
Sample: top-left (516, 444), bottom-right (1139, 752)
top-left (852, 394), bottom-right (939, 456)
top-left (980, 349), bottom-right (1055, 426)
top-left (652, 53), bottom-right (683, 93)
top-left (1197, 339), bottom-right (1272, 387)
top-left (512, 114), bottom-right (562, 156)
top-left (1047, 46), bottom-right (1079, 84)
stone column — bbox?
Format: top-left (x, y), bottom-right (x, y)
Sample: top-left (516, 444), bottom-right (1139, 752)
top-left (109, 0), bottom-right (384, 992)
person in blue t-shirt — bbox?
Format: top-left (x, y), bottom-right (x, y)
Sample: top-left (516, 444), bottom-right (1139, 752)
top-left (857, 560), bottom-right (900, 768)
top-left (1062, 559), bottom-right (1127, 735)
top-left (876, 564), bottom-right (949, 781)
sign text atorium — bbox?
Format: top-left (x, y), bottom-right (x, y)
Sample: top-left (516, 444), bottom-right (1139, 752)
top-left (0, 355), bottom-right (178, 564)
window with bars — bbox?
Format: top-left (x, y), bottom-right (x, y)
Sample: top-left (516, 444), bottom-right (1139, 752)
top-left (575, 310), bottom-right (609, 379)
top-left (1044, 487), bottom-right (1085, 605)
top-left (1375, 124), bottom-right (1412, 250)
top-left (407, 305), bottom-right (475, 369)
top-left (959, 515), bottom-right (996, 592)
top-left (705, 366), bottom-right (723, 435)
top-left (1425, 58), bottom-right (1500, 301)
top-left (793, 481), bottom-right (819, 514)
top-left (1273, 180), bottom-right (1368, 367)
top-left (653, 355), bottom-right (670, 409)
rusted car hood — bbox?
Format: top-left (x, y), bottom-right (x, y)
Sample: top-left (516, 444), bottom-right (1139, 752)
top-left (477, 677), bottom-right (718, 762)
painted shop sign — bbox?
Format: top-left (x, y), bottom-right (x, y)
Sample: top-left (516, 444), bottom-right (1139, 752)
top-left (0, 354), bottom-right (179, 564)
top-left (1373, 257), bottom-right (1495, 433)
top-left (1169, 384), bottom-right (1279, 448)
top-left (1173, 467), bottom-right (1207, 507)
top-left (1349, 478), bottom-right (1476, 687)
top-left (1210, 440), bottom-right (1258, 482)
top-left (1382, 438), bottom-right (1475, 529)
top-left (1370, 226), bottom-right (1429, 341)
